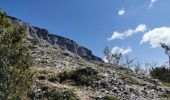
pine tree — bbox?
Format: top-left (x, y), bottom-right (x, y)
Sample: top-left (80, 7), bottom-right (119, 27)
top-left (0, 10), bottom-right (33, 99)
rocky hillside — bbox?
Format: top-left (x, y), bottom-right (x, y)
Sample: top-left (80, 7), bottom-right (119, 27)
top-left (9, 16), bottom-right (103, 63)
top-left (9, 16), bottom-right (170, 100)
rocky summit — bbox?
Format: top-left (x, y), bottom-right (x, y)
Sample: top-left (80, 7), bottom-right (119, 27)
top-left (8, 16), bottom-right (170, 100)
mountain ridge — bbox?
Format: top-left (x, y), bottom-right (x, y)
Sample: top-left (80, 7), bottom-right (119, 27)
top-left (8, 16), bottom-right (103, 63)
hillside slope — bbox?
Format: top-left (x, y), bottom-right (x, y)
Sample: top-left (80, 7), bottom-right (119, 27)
top-left (9, 16), bottom-right (170, 100)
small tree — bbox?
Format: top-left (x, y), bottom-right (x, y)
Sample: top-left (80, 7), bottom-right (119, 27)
top-left (103, 47), bottom-right (123, 64)
top-left (103, 47), bottom-right (112, 63)
top-left (160, 43), bottom-right (170, 68)
top-left (0, 10), bottom-right (33, 99)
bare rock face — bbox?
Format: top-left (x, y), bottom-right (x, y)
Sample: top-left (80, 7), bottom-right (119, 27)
top-left (33, 27), bottom-right (103, 62)
top-left (9, 16), bottom-right (103, 63)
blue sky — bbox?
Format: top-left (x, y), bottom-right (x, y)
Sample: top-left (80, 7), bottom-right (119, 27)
top-left (1, 0), bottom-right (170, 66)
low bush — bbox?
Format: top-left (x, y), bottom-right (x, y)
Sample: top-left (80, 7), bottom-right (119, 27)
top-left (44, 89), bottom-right (78, 100)
top-left (48, 75), bottom-right (58, 83)
top-left (102, 95), bottom-right (119, 100)
top-left (58, 67), bottom-right (100, 86)
top-left (150, 66), bottom-right (170, 83)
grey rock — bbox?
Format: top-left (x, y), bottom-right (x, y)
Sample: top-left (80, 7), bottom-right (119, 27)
top-left (9, 16), bottom-right (103, 63)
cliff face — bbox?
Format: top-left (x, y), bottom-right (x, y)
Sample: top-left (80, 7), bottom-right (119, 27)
top-left (9, 16), bottom-right (103, 62)
top-left (33, 27), bottom-right (103, 62)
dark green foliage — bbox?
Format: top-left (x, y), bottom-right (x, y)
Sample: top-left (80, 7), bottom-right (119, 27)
top-left (58, 67), bottom-right (100, 86)
top-left (150, 66), bottom-right (170, 83)
top-left (0, 10), bottom-right (33, 99)
top-left (44, 89), bottom-right (78, 100)
top-left (37, 75), bottom-right (46, 80)
top-left (102, 95), bottom-right (119, 100)
top-left (48, 75), bottom-right (58, 82)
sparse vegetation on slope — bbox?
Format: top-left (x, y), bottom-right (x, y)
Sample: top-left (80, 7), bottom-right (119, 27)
top-left (0, 10), bottom-right (33, 99)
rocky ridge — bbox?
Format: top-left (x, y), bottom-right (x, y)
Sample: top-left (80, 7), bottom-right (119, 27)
top-left (9, 16), bottom-right (103, 63)
top-left (8, 16), bottom-right (170, 100)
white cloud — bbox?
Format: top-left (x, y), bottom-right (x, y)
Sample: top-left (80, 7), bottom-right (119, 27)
top-left (111, 47), bottom-right (132, 55)
top-left (118, 8), bottom-right (125, 16)
top-left (108, 24), bottom-right (147, 41)
top-left (149, 0), bottom-right (158, 8)
top-left (140, 27), bottom-right (170, 48)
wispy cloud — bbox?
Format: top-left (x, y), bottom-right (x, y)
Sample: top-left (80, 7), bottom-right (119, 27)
top-left (118, 8), bottom-right (125, 16)
top-left (141, 27), bottom-right (170, 48)
top-left (108, 24), bottom-right (147, 41)
top-left (149, 0), bottom-right (158, 8)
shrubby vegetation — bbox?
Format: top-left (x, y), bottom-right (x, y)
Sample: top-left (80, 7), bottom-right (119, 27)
top-left (44, 89), bottom-right (78, 100)
top-left (58, 67), bottom-right (100, 86)
top-left (103, 45), bottom-right (170, 83)
top-left (102, 95), bottom-right (119, 100)
top-left (28, 84), bottom-right (78, 100)
top-left (150, 66), bottom-right (170, 83)
top-left (0, 10), bottom-right (33, 99)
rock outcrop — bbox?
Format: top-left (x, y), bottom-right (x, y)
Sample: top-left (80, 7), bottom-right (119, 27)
top-left (9, 16), bottom-right (103, 62)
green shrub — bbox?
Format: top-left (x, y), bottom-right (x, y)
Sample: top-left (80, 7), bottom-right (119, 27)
top-left (58, 67), bottom-right (100, 86)
top-left (48, 75), bottom-right (59, 82)
top-left (44, 89), bottom-right (78, 100)
top-left (37, 75), bottom-right (46, 80)
top-left (0, 10), bottom-right (34, 99)
top-left (150, 66), bottom-right (170, 83)
top-left (102, 95), bottom-right (119, 100)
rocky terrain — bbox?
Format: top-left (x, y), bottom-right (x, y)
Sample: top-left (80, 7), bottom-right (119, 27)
top-left (9, 16), bottom-right (170, 100)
